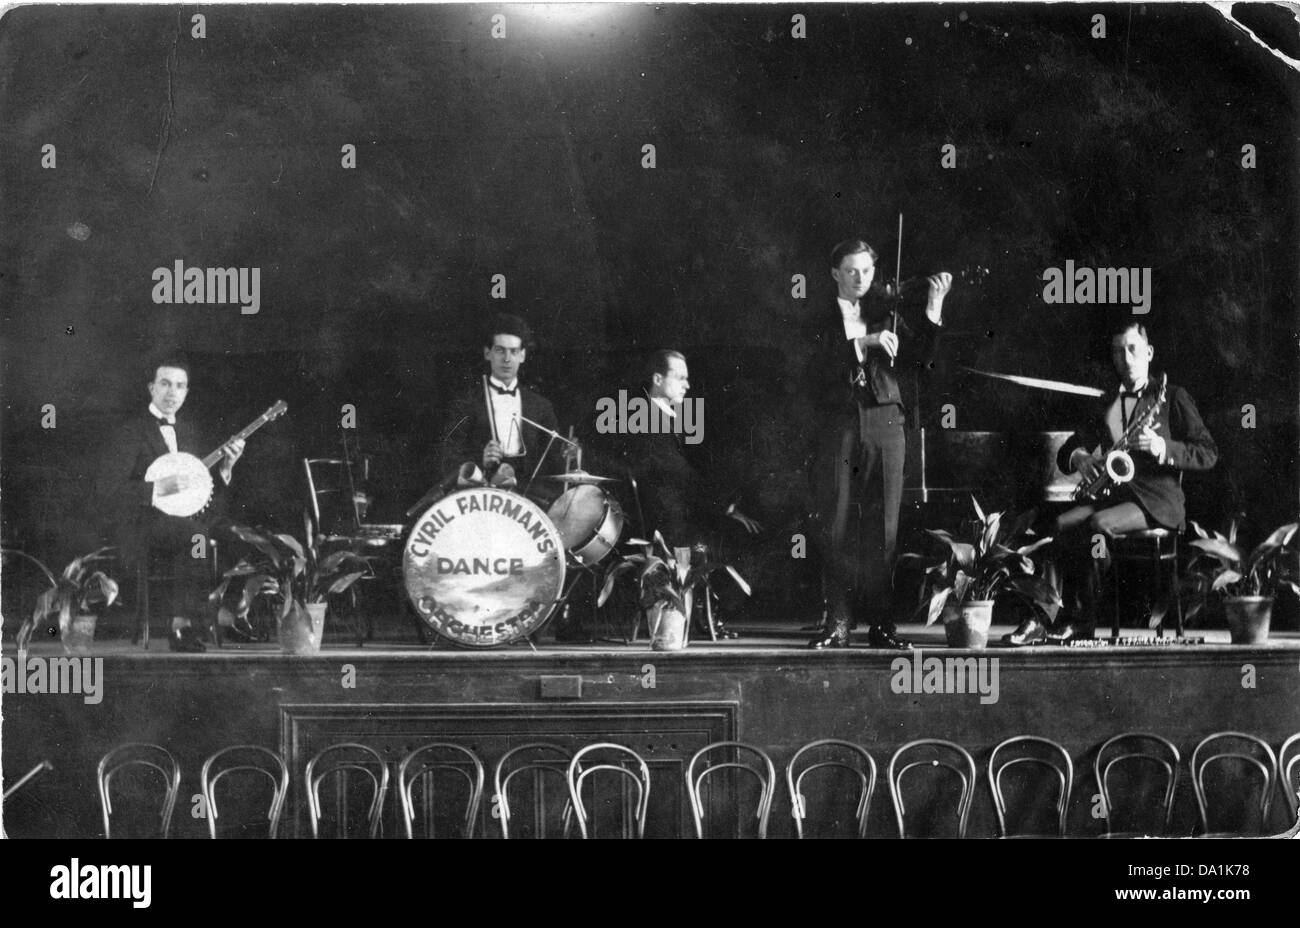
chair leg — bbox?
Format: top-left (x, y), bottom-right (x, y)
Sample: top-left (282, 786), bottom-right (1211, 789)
top-left (210, 539), bottom-right (222, 648)
top-left (1173, 550), bottom-right (1184, 638)
top-left (1111, 555), bottom-right (1121, 640)
top-left (138, 563), bottom-right (151, 650)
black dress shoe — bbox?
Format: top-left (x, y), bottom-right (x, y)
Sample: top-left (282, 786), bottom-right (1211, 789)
top-left (1045, 620), bottom-right (1095, 643)
top-left (865, 625), bottom-right (911, 650)
top-left (808, 631), bottom-right (850, 649)
top-left (1002, 616), bottom-right (1048, 647)
top-left (169, 626), bottom-right (207, 653)
top-left (220, 619), bottom-right (258, 643)
top-left (701, 621), bottom-right (739, 640)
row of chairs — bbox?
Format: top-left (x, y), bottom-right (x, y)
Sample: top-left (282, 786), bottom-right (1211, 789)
top-left (98, 741), bottom-right (631, 839)
top-left (97, 730), bottom-right (1300, 838)
top-left (724, 732), bottom-right (1300, 839)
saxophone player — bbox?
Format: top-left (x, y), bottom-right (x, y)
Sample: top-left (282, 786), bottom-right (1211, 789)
top-left (1006, 320), bottom-right (1218, 644)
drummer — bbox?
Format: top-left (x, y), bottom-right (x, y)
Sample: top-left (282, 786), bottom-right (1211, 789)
top-left (442, 314), bottom-right (570, 502)
top-left (618, 349), bottom-right (762, 638)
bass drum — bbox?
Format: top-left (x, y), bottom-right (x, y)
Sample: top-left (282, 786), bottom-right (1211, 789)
top-left (547, 485), bottom-right (624, 566)
top-left (404, 488), bottom-right (565, 647)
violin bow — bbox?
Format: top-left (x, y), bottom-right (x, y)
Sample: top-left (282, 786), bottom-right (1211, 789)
top-left (891, 212), bottom-right (902, 367)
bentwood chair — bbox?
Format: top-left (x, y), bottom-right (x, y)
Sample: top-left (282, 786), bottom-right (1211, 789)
top-left (685, 742), bottom-right (776, 839)
top-left (200, 745), bottom-right (290, 839)
top-left (1109, 528), bottom-right (1183, 637)
top-left (1276, 733), bottom-right (1300, 824)
top-left (304, 743), bottom-right (390, 839)
top-left (134, 537), bottom-right (223, 649)
top-left (567, 743), bottom-right (652, 839)
top-left (1093, 732), bottom-right (1181, 838)
top-left (1191, 732), bottom-right (1278, 838)
top-left (988, 736), bottom-right (1074, 838)
top-left (888, 740), bottom-right (978, 839)
top-left (397, 743), bottom-right (485, 839)
top-left (303, 456), bottom-right (405, 646)
top-left (786, 739), bottom-right (877, 839)
top-left (97, 743), bottom-right (181, 839)
top-left (493, 743), bottom-right (574, 839)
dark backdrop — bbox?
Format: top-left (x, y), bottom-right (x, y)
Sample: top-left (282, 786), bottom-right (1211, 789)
top-left (2, 3), bottom-right (1297, 619)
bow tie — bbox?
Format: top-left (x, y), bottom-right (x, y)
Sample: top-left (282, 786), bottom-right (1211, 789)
top-left (489, 382), bottom-right (518, 397)
top-left (152, 413), bottom-right (176, 426)
top-left (1119, 387), bottom-right (1144, 398)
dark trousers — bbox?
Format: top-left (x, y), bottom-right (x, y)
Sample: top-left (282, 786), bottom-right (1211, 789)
top-left (815, 404), bottom-right (905, 630)
top-left (132, 512), bottom-right (217, 628)
top-left (1050, 497), bottom-right (1151, 625)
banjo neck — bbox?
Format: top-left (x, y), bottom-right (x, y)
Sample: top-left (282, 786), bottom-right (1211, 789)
top-left (197, 401), bottom-right (288, 469)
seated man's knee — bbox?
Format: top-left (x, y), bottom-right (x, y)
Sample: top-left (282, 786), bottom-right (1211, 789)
top-left (1090, 506), bottom-right (1139, 538)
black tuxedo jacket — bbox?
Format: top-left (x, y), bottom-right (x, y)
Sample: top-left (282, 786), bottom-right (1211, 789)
top-left (805, 289), bottom-right (941, 428)
top-left (620, 422), bottom-right (730, 546)
top-left (97, 412), bottom-right (226, 563)
top-left (1056, 379), bottom-right (1217, 530)
top-left (443, 377), bottom-right (562, 486)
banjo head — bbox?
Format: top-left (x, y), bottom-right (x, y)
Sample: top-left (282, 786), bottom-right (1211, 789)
top-left (404, 488), bottom-right (565, 648)
top-left (144, 452), bottom-right (214, 518)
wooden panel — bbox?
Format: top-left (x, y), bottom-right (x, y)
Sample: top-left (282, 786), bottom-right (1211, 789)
top-left (279, 701), bottom-right (737, 838)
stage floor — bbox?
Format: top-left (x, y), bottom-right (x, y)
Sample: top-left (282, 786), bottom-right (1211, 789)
top-left (17, 620), bottom-right (1297, 656)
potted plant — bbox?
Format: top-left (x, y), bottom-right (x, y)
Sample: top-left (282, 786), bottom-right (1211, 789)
top-left (597, 532), bottom-right (751, 651)
top-left (1186, 519), bottom-right (1298, 644)
top-left (900, 498), bottom-right (1060, 649)
top-left (211, 515), bottom-right (372, 655)
top-left (6, 547), bottom-right (120, 655)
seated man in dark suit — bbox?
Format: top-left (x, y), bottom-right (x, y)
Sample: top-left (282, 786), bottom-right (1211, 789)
top-left (620, 349), bottom-right (761, 638)
top-left (1006, 319), bottom-right (1218, 644)
top-left (98, 355), bottom-right (244, 652)
top-left (442, 314), bottom-right (567, 498)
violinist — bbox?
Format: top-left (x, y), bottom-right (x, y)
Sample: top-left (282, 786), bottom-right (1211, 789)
top-left (806, 239), bottom-right (953, 649)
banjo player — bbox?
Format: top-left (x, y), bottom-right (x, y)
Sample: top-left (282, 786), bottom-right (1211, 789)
top-left (97, 355), bottom-right (244, 652)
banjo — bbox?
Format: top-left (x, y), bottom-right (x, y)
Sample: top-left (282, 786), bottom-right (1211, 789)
top-left (144, 400), bottom-right (288, 517)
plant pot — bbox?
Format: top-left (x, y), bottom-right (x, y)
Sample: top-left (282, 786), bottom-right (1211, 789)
top-left (943, 600), bottom-right (995, 650)
top-left (62, 614), bottom-right (97, 655)
top-left (648, 603), bottom-right (688, 651)
top-left (279, 602), bottom-right (327, 655)
top-left (1224, 596), bottom-right (1272, 645)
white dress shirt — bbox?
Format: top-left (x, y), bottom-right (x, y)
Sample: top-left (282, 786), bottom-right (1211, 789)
top-left (837, 297), bottom-right (868, 363)
top-left (650, 395), bottom-right (677, 419)
top-left (149, 402), bottom-right (178, 453)
top-left (487, 377), bottom-right (524, 455)
top-left (1106, 378), bottom-right (1148, 443)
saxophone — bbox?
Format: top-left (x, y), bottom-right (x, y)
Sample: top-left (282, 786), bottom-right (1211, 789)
top-left (1072, 373), bottom-right (1168, 502)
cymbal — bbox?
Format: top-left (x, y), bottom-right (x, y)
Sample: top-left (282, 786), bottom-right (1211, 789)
top-left (540, 470), bottom-right (618, 485)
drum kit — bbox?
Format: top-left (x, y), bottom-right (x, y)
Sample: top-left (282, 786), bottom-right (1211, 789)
top-left (402, 465), bottom-right (626, 647)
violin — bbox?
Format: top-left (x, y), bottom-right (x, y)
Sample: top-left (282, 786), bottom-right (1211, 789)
top-left (880, 265), bottom-right (989, 302)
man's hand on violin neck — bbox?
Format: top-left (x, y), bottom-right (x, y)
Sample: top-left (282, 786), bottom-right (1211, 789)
top-left (927, 271), bottom-right (954, 297)
top-left (924, 271), bottom-right (953, 324)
